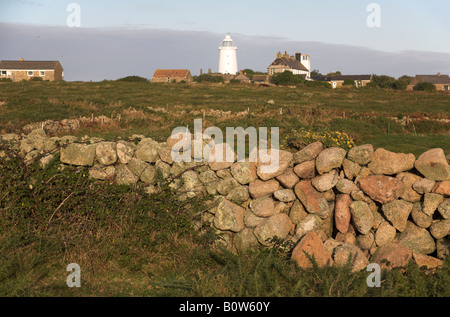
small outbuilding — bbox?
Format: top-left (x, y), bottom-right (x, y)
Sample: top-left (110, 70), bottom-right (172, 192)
top-left (152, 69), bottom-right (193, 83)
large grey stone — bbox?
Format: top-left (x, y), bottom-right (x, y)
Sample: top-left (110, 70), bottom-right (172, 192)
top-left (234, 228), bottom-right (260, 253)
top-left (423, 193), bottom-right (444, 216)
top-left (332, 243), bottom-right (369, 272)
top-left (217, 177), bottom-right (240, 196)
top-left (311, 170), bottom-right (338, 192)
top-left (254, 213), bottom-right (293, 246)
top-left (226, 186), bottom-right (250, 205)
top-left (398, 221), bottom-right (436, 255)
top-left (60, 143), bottom-right (97, 166)
top-left (368, 148), bottom-right (415, 175)
top-left (257, 149), bottom-right (293, 181)
top-left (430, 219), bottom-right (450, 240)
top-left (214, 199), bottom-right (245, 233)
top-left (438, 199), bottom-right (450, 219)
top-left (375, 221), bottom-right (397, 247)
top-left (230, 160), bottom-right (257, 185)
top-left (411, 202), bottom-right (433, 228)
top-left (95, 142), bottom-right (117, 166)
top-left (382, 200), bottom-right (413, 232)
top-left (349, 201), bottom-right (374, 235)
top-left (116, 141), bottom-right (135, 164)
top-left (294, 214), bottom-right (323, 240)
top-left (134, 138), bottom-right (161, 163)
top-left (396, 172), bottom-right (422, 202)
top-left (250, 198), bottom-right (275, 217)
top-left (347, 144), bottom-right (374, 165)
top-left (273, 189), bottom-right (297, 202)
top-left (293, 142), bottom-right (323, 164)
top-left (415, 148), bottom-right (450, 181)
top-left (116, 165), bottom-right (139, 186)
top-left (315, 147), bottom-right (347, 175)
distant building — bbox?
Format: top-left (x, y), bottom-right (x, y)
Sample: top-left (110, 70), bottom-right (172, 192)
top-left (233, 71), bottom-right (251, 83)
top-left (407, 74), bottom-right (450, 91)
top-left (218, 34), bottom-right (238, 75)
top-left (252, 74), bottom-right (272, 85)
top-left (312, 75), bottom-right (372, 89)
top-left (152, 69), bottom-right (193, 83)
top-left (268, 51), bottom-right (311, 79)
top-left (0, 58), bottom-right (64, 82)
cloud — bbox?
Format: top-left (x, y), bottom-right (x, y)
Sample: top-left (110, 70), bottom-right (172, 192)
top-left (0, 23), bottom-right (448, 81)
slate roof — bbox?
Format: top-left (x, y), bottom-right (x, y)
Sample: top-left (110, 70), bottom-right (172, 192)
top-left (410, 75), bottom-right (450, 85)
top-left (0, 60), bottom-right (62, 70)
top-left (269, 57), bottom-right (309, 72)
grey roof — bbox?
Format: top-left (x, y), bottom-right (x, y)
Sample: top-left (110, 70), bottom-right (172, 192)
top-left (411, 75), bottom-right (450, 84)
top-left (269, 57), bottom-right (309, 72)
top-left (0, 60), bottom-right (63, 70)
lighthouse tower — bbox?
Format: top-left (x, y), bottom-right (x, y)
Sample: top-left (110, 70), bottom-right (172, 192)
top-left (218, 34), bottom-right (238, 75)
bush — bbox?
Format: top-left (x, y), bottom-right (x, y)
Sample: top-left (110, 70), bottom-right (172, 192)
top-left (0, 78), bottom-right (12, 82)
top-left (286, 128), bottom-right (356, 151)
top-left (343, 79), bottom-right (355, 86)
top-left (302, 80), bottom-right (331, 89)
top-left (367, 75), bottom-right (397, 89)
top-left (271, 71), bottom-right (304, 86)
top-left (193, 74), bottom-right (224, 83)
top-left (28, 77), bottom-right (44, 82)
top-left (415, 82), bottom-right (436, 92)
top-left (116, 76), bottom-right (149, 82)
top-left (393, 76), bottom-right (412, 90)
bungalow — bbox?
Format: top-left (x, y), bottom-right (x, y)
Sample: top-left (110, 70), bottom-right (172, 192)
top-left (312, 75), bottom-right (372, 89)
top-left (0, 58), bottom-right (64, 82)
top-left (152, 69), bottom-right (193, 83)
top-left (407, 74), bottom-right (450, 91)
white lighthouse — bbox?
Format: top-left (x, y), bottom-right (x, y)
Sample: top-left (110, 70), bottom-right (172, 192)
top-left (218, 34), bottom-right (238, 75)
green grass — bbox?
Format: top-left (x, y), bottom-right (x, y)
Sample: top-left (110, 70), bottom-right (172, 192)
top-left (0, 141), bottom-right (449, 297)
top-left (0, 81), bottom-right (449, 154)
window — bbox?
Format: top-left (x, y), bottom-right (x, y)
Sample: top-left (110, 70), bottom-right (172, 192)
top-left (445, 85), bottom-right (450, 91)
top-left (39, 71), bottom-right (45, 76)
top-left (27, 71), bottom-right (33, 76)
top-left (0, 71), bottom-right (6, 76)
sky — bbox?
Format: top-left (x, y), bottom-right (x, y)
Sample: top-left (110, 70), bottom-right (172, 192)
top-left (0, 0), bottom-right (449, 81)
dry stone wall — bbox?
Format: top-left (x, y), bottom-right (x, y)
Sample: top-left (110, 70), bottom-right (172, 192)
top-left (2, 128), bottom-right (450, 271)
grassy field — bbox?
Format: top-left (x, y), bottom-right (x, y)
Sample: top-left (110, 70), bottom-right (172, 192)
top-left (1, 80), bottom-right (449, 298)
top-left (0, 80), bottom-right (449, 156)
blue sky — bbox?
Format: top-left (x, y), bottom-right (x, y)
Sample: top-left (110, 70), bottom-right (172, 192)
top-left (1, 0), bottom-right (449, 80)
